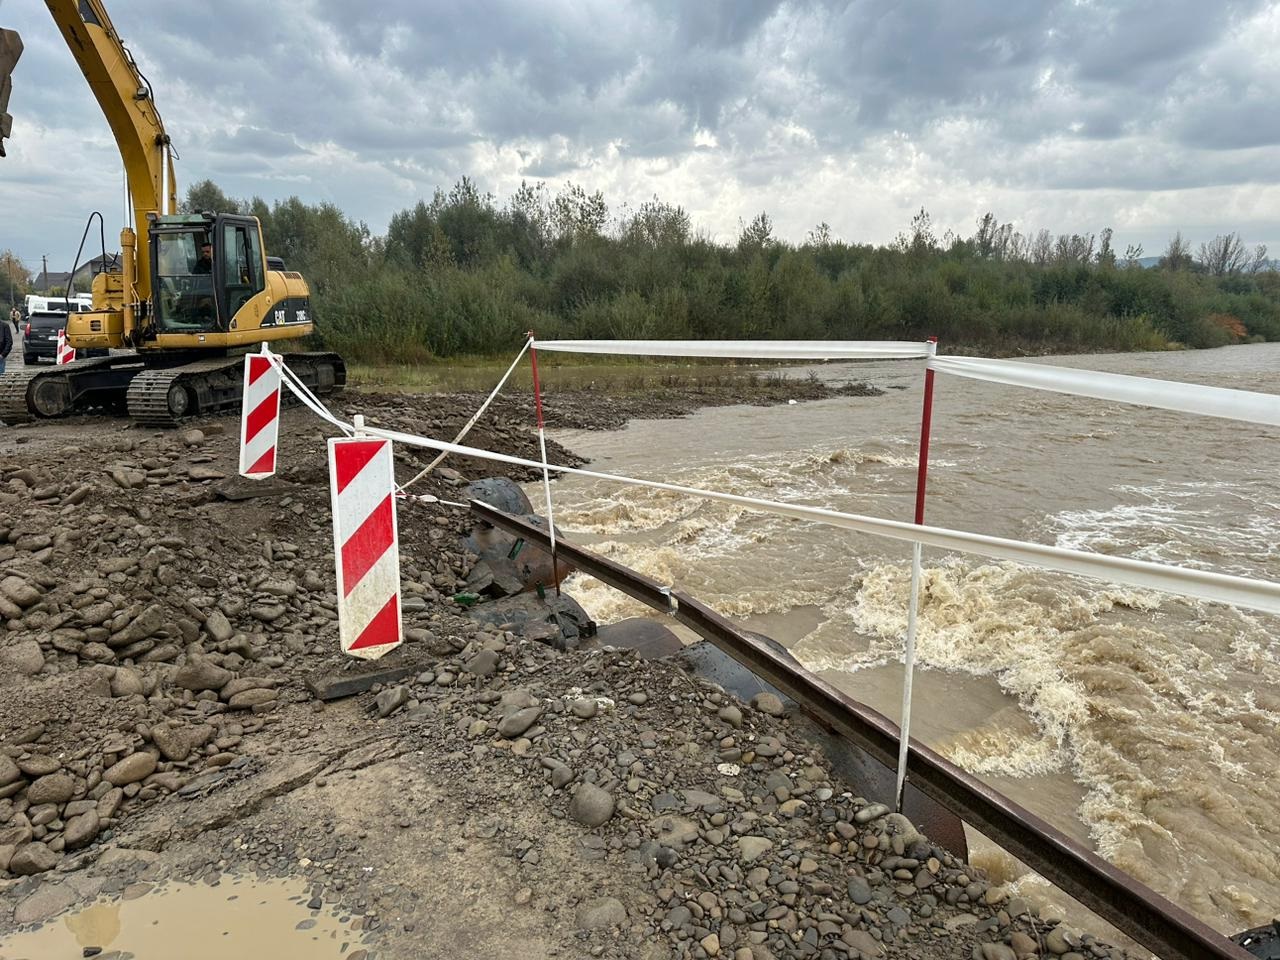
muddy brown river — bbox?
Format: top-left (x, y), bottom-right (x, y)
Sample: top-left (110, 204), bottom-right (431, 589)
top-left (537, 343), bottom-right (1280, 935)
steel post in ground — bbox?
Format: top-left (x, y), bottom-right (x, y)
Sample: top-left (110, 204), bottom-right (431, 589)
top-left (896, 336), bottom-right (938, 811)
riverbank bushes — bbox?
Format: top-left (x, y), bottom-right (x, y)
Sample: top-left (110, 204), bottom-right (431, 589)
top-left (184, 179), bottom-right (1280, 364)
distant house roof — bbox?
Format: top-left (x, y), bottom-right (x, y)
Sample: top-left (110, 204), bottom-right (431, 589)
top-left (31, 254), bottom-right (120, 294)
top-left (71, 252), bottom-right (121, 285)
top-left (33, 270), bottom-right (71, 293)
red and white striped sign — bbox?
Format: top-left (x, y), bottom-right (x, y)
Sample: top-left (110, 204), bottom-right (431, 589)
top-left (328, 437), bottom-right (402, 659)
top-left (56, 329), bottom-right (75, 365)
top-left (238, 351), bottom-right (281, 479)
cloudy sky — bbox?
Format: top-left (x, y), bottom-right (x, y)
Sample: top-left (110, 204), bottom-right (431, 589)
top-left (3, 0), bottom-right (1278, 274)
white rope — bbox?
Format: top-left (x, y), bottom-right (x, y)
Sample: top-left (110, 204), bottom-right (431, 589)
top-left (533, 339), bottom-right (935, 360)
top-left (398, 337), bottom-right (533, 492)
top-left (352, 424), bottom-right (1280, 616)
top-left (264, 352), bottom-right (354, 436)
top-left (929, 355), bottom-right (1280, 427)
top-left (397, 492), bottom-right (468, 508)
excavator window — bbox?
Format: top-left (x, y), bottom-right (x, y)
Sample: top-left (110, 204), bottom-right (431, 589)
top-left (152, 230), bottom-right (219, 333)
top-left (221, 222), bottom-right (264, 318)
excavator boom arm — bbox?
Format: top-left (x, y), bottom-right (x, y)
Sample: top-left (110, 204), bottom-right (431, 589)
top-left (0, 28), bottom-right (21, 157)
top-left (44, 0), bottom-right (178, 301)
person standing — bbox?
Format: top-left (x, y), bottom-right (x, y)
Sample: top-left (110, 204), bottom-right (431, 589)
top-left (8, 305), bottom-right (18, 331)
top-left (0, 316), bottom-right (12, 375)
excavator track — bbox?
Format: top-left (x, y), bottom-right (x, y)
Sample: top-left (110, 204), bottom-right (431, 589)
top-left (0, 355), bottom-right (143, 423)
top-left (0, 352), bottom-right (344, 427)
top-left (126, 351), bottom-right (345, 427)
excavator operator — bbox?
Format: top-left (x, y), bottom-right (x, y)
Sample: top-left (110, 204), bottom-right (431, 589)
top-left (192, 240), bottom-right (213, 275)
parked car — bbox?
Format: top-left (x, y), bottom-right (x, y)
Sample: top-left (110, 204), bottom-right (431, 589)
top-left (22, 309), bottom-right (108, 363)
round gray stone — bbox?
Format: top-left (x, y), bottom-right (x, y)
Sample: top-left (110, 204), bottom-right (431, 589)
top-left (569, 783), bottom-right (615, 828)
top-left (465, 650), bottom-right (499, 677)
top-left (8, 841), bottom-right (58, 876)
top-left (847, 875), bottom-right (873, 905)
top-left (63, 810), bottom-right (101, 850)
top-left (172, 659), bottom-right (233, 692)
top-left (0, 754), bottom-right (23, 788)
top-left (26, 773), bottom-right (75, 806)
top-left (750, 692), bottom-right (787, 717)
top-left (103, 752), bottom-right (156, 786)
top-left (497, 706), bottom-right (542, 739)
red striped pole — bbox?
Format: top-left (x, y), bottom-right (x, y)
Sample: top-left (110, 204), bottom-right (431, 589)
top-left (328, 423), bottom-right (402, 659)
top-left (914, 336), bottom-right (939, 524)
top-left (528, 333), bottom-right (561, 597)
top-left (239, 347), bottom-right (282, 479)
top-left (896, 336), bottom-right (938, 811)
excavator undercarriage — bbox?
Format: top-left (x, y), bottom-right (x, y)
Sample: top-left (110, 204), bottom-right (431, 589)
top-left (0, 352), bottom-right (344, 427)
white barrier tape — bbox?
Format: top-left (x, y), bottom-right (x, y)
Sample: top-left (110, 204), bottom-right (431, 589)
top-left (399, 337), bottom-right (533, 492)
top-left (352, 423), bottom-right (1280, 616)
top-left (929, 355), bottom-right (1280, 427)
top-left (268, 364), bottom-right (1280, 615)
top-left (533, 339), bottom-right (935, 360)
top-left (264, 353), bottom-right (354, 436)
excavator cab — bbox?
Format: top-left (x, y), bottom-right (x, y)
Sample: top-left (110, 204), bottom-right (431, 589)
top-left (150, 214), bottom-right (266, 335)
top-left (152, 226), bottom-right (217, 331)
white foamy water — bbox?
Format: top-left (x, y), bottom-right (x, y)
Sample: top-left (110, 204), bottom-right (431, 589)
top-left (536, 343), bottom-right (1280, 935)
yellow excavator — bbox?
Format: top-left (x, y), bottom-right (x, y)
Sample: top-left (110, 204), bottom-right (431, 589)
top-left (0, 1), bottom-right (344, 425)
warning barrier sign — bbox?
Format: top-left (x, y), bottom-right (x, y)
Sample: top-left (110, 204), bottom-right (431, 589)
top-left (55, 329), bottom-right (75, 365)
top-left (327, 436), bottom-right (402, 659)
top-left (239, 351), bottom-right (281, 479)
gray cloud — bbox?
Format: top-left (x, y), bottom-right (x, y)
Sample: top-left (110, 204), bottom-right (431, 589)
top-left (4, 0), bottom-right (1278, 273)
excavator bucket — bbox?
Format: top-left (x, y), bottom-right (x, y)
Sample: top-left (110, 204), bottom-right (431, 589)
top-left (0, 28), bottom-right (22, 157)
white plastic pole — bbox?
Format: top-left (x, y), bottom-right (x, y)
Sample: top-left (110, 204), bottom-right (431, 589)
top-left (896, 337), bottom-right (938, 811)
top-left (528, 336), bottom-right (559, 594)
top-left (538, 427), bottom-right (557, 556)
top-left (896, 542), bottom-right (923, 810)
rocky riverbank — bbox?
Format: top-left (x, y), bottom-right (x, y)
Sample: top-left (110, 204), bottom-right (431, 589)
top-left (0, 382), bottom-right (1135, 959)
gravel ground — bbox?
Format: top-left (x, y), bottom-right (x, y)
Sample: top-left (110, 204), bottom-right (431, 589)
top-left (0, 378), bottom-right (1133, 959)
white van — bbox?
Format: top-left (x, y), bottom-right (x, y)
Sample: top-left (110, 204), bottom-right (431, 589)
top-left (23, 294), bottom-right (92, 315)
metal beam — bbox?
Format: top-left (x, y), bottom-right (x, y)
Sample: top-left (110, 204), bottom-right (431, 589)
top-left (471, 500), bottom-right (1251, 960)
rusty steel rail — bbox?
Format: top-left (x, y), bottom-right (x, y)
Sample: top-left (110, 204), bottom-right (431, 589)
top-left (471, 500), bottom-right (1252, 960)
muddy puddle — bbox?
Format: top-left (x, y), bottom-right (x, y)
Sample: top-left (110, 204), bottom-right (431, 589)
top-left (0, 875), bottom-right (357, 959)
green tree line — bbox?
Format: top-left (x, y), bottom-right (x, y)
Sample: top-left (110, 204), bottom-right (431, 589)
top-left (182, 179), bottom-right (1280, 364)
